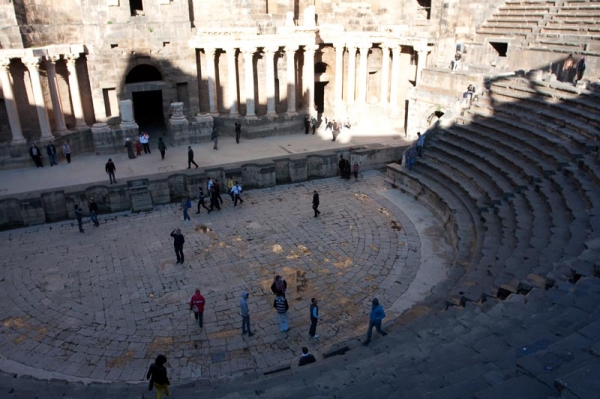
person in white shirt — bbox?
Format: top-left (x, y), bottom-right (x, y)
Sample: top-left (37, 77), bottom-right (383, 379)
top-left (231, 182), bottom-right (244, 207)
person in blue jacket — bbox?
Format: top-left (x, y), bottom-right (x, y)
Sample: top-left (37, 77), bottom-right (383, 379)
top-left (363, 298), bottom-right (388, 345)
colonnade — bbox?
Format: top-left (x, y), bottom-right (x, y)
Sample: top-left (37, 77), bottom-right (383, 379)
top-left (0, 52), bottom-right (87, 143)
top-left (197, 41), bottom-right (431, 119)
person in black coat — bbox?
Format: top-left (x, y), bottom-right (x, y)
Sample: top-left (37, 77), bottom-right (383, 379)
top-left (146, 354), bottom-right (170, 396)
top-left (312, 190), bottom-right (321, 217)
top-left (46, 142), bottom-right (57, 166)
top-left (29, 143), bottom-right (43, 168)
top-left (298, 347), bottom-right (316, 366)
top-left (170, 229), bottom-right (185, 264)
top-left (187, 146), bottom-right (198, 169)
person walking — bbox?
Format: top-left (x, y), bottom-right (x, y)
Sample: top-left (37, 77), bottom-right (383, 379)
top-left (362, 298), bottom-right (388, 345)
top-left (141, 132), bottom-right (151, 154)
top-left (105, 158), bottom-right (117, 184)
top-left (298, 347), bottom-right (316, 366)
top-left (227, 177), bottom-right (235, 201)
top-left (240, 291), bottom-right (254, 336)
top-left (574, 56), bottom-right (586, 84)
top-left (312, 190), bottom-right (321, 217)
top-left (189, 289), bottom-right (205, 330)
top-left (304, 116), bottom-right (310, 134)
top-left (29, 143), bottom-right (43, 168)
top-left (405, 146), bottom-right (418, 171)
top-left (338, 156), bottom-right (345, 179)
top-left (88, 198), bottom-right (99, 227)
top-left (344, 158), bottom-right (351, 180)
top-left (311, 116), bottom-right (317, 134)
top-left (353, 162), bottom-right (360, 180)
top-left (182, 197), bottom-right (191, 221)
top-left (158, 137), bottom-right (166, 160)
top-left (416, 132), bottom-right (424, 158)
top-left (309, 297), bottom-right (320, 339)
top-left (235, 121), bottom-right (242, 144)
top-left (211, 127), bottom-right (219, 150)
top-left (196, 187), bottom-right (210, 214)
top-left (62, 141), bottom-right (72, 163)
top-left (273, 291), bottom-right (290, 332)
top-left (74, 204), bottom-right (84, 233)
top-left (231, 182), bottom-right (244, 207)
top-left (214, 179), bottom-right (224, 204)
top-left (270, 275), bottom-right (287, 298)
top-left (125, 138), bottom-right (136, 159)
top-left (208, 186), bottom-right (221, 213)
top-left (187, 146), bottom-right (198, 169)
top-left (146, 355), bottom-right (170, 399)
top-left (170, 229), bottom-right (185, 264)
top-left (46, 142), bottom-right (58, 166)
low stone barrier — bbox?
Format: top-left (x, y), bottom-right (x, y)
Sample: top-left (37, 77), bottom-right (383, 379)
top-left (0, 143), bottom-right (404, 230)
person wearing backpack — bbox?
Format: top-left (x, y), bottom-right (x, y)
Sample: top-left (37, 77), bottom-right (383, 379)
top-left (363, 298), bottom-right (388, 345)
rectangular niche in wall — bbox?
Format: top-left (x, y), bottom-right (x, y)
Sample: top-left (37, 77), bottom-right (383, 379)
top-left (176, 82), bottom-right (190, 111)
top-left (103, 88), bottom-right (119, 117)
top-left (489, 42), bottom-right (508, 57)
top-left (130, 0), bottom-right (144, 16)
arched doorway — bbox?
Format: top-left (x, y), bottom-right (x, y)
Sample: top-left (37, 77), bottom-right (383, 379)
top-left (314, 62), bottom-right (330, 114)
top-left (125, 64), bottom-right (166, 133)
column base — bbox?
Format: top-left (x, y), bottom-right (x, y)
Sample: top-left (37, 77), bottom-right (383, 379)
top-left (228, 112), bottom-right (239, 118)
top-left (285, 111), bottom-right (298, 117)
top-left (120, 121), bottom-right (139, 129)
top-left (266, 111), bottom-right (278, 119)
top-left (210, 111), bottom-right (220, 117)
top-left (53, 129), bottom-right (70, 136)
top-left (244, 114), bottom-right (258, 121)
top-left (11, 138), bottom-right (27, 145)
top-left (194, 113), bottom-right (213, 123)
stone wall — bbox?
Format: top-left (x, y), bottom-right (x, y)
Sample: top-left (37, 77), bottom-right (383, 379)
top-left (0, 143), bottom-right (404, 230)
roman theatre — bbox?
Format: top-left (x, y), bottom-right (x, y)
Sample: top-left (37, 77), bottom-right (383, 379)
top-left (0, 0), bottom-right (599, 398)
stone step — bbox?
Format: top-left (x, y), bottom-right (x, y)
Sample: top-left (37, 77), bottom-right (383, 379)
top-left (473, 373), bottom-right (558, 399)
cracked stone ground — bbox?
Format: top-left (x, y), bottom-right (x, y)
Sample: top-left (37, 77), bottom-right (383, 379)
top-left (0, 172), bottom-right (421, 382)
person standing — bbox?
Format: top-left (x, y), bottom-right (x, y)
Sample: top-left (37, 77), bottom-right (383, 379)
top-left (146, 355), bottom-right (170, 399)
top-left (211, 127), bottom-right (218, 150)
top-left (575, 56), bottom-right (586, 84)
top-left (405, 146), bottom-right (418, 171)
top-left (344, 158), bottom-right (351, 180)
top-left (46, 142), bottom-right (58, 166)
top-left (309, 297), bottom-right (320, 339)
top-left (362, 298), bottom-right (388, 345)
top-left (214, 179), bottom-right (224, 204)
top-left (196, 187), bottom-right (210, 214)
top-left (105, 158), bottom-right (117, 184)
top-left (231, 182), bottom-right (244, 207)
top-left (62, 141), bottom-right (72, 163)
top-left (135, 139), bottom-right (142, 157)
top-left (270, 275), bottom-right (287, 298)
top-left (158, 137), bottom-right (166, 160)
top-left (273, 291), bottom-right (290, 332)
top-left (304, 116), bottom-right (310, 134)
top-left (298, 347), bottom-right (316, 366)
top-left (88, 198), bottom-right (99, 227)
top-left (312, 190), bottom-right (321, 217)
top-left (189, 289), bottom-right (205, 330)
top-left (416, 132), bottom-right (424, 158)
top-left (187, 146), bottom-right (198, 169)
top-left (240, 291), bottom-right (254, 336)
top-left (561, 54), bottom-right (574, 82)
top-left (353, 162), bottom-right (360, 180)
top-left (311, 116), bottom-right (317, 134)
top-left (182, 197), bottom-right (191, 221)
top-left (141, 132), bottom-right (151, 154)
top-left (452, 49), bottom-right (461, 72)
top-left (227, 177), bottom-right (235, 201)
top-left (207, 178), bottom-right (214, 192)
top-left (338, 156), bottom-right (345, 179)
top-left (29, 143), bottom-right (43, 168)
top-left (74, 204), bottom-right (84, 233)
top-left (125, 138), bottom-right (135, 159)
top-left (208, 186), bottom-right (221, 212)
top-left (170, 229), bottom-right (185, 264)
top-left (235, 121), bottom-right (242, 144)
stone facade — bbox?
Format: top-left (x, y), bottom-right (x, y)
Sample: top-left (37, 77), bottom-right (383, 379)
top-left (0, 0), bottom-right (597, 167)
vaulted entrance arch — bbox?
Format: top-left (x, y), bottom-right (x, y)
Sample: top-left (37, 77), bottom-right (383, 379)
top-left (125, 64), bottom-right (166, 133)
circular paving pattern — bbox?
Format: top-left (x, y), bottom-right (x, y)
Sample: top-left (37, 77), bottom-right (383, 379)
top-left (0, 174), bottom-right (420, 382)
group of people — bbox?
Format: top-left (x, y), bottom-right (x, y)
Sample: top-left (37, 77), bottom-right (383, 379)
top-left (405, 131), bottom-right (425, 171)
top-left (560, 54), bottom-right (587, 85)
top-left (181, 178), bottom-right (245, 222)
top-left (125, 133), bottom-right (168, 160)
top-left (325, 117), bottom-right (351, 142)
top-left (28, 141), bottom-right (71, 168)
top-left (73, 197), bottom-right (100, 233)
top-left (338, 155), bottom-right (360, 180)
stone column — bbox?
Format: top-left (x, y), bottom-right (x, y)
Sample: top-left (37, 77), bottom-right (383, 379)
top-left (119, 99), bottom-right (138, 129)
top-left (242, 47), bottom-right (257, 118)
top-left (23, 56), bottom-right (54, 139)
top-left (346, 45), bottom-right (357, 105)
top-left (285, 45), bottom-right (297, 115)
top-left (303, 44), bottom-right (317, 114)
top-left (389, 45), bottom-right (402, 114)
top-left (205, 48), bottom-right (219, 116)
top-left (333, 43), bottom-right (344, 117)
top-left (264, 46), bottom-right (278, 117)
top-left (224, 47), bottom-right (238, 116)
top-left (357, 44), bottom-right (370, 104)
top-left (0, 58), bottom-right (25, 143)
top-left (380, 45), bottom-right (390, 105)
top-left (44, 55), bottom-right (68, 134)
top-left (65, 54), bottom-right (86, 128)
top-left (415, 45), bottom-right (430, 86)
top-left (169, 102), bottom-right (187, 125)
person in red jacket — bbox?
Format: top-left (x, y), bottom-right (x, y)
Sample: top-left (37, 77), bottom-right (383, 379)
top-left (189, 289), bottom-right (205, 330)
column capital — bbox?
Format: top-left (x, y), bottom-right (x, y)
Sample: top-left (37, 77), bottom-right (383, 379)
top-left (44, 55), bottom-right (61, 64)
top-left (304, 44), bottom-right (319, 52)
top-left (284, 45), bottom-right (298, 54)
top-left (0, 57), bottom-right (11, 69)
top-left (240, 46), bottom-right (256, 56)
top-left (23, 56), bottom-right (42, 69)
top-left (65, 53), bottom-right (80, 64)
top-left (204, 47), bottom-right (216, 57)
top-left (333, 41), bottom-right (345, 50)
top-left (358, 43), bottom-right (372, 52)
top-left (346, 44), bottom-right (357, 53)
top-left (222, 46), bottom-right (237, 54)
top-left (414, 44), bottom-right (431, 54)
top-left (391, 45), bottom-right (402, 55)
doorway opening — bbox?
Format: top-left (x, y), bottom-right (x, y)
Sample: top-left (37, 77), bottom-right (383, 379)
top-left (315, 82), bottom-right (328, 114)
top-left (132, 90), bottom-right (165, 132)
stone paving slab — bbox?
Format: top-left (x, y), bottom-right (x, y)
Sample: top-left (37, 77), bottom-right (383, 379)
top-left (0, 171), bottom-right (449, 390)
